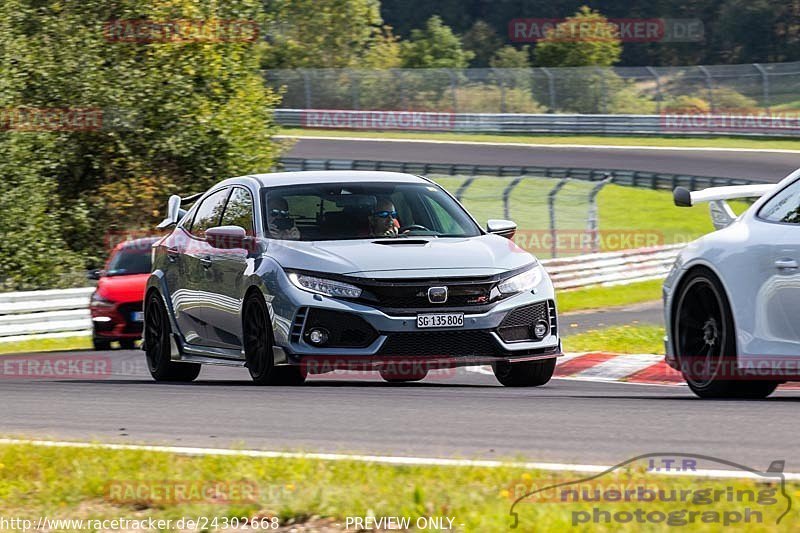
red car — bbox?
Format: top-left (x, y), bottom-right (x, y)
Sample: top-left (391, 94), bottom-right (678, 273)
top-left (88, 237), bottom-right (158, 350)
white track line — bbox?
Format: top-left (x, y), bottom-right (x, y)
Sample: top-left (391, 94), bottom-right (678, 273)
top-left (0, 438), bottom-right (796, 480)
top-left (277, 135), bottom-right (800, 154)
top-left (573, 354), bottom-right (665, 381)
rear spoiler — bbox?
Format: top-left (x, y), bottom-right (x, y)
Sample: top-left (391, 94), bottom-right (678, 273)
top-left (673, 184), bottom-right (774, 230)
top-left (156, 193), bottom-right (203, 229)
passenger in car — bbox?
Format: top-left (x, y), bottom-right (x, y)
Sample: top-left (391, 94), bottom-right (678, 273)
top-left (267, 196), bottom-right (301, 240)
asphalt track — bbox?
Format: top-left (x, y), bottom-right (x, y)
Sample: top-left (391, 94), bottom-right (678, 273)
top-left (4, 138), bottom-right (799, 475)
top-left (285, 137), bottom-right (800, 182)
top-left (1, 349), bottom-right (798, 471)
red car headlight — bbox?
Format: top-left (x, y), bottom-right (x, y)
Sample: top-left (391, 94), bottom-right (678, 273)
top-left (90, 292), bottom-right (115, 309)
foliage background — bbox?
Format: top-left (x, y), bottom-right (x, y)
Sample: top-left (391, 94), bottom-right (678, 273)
top-left (0, 0), bottom-right (281, 289)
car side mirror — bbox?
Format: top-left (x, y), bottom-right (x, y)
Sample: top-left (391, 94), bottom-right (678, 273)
top-left (87, 269), bottom-right (103, 280)
top-left (206, 225), bottom-right (247, 249)
top-left (487, 219), bottom-right (517, 239)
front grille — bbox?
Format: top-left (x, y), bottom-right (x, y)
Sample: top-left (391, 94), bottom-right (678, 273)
top-left (355, 277), bottom-right (498, 310)
top-left (378, 331), bottom-right (502, 357)
top-left (497, 301), bottom-right (554, 343)
top-left (303, 308), bottom-right (378, 348)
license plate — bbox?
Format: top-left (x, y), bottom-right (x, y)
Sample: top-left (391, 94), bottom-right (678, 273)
top-left (131, 311), bottom-right (144, 322)
top-left (416, 313), bottom-right (464, 329)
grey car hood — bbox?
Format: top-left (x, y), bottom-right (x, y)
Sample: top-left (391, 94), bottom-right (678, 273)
top-left (267, 234), bottom-right (535, 279)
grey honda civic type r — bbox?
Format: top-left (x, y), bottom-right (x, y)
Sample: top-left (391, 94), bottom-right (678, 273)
top-left (143, 171), bottom-right (561, 386)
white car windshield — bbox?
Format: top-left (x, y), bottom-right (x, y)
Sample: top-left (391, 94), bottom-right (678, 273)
top-left (262, 182), bottom-right (482, 241)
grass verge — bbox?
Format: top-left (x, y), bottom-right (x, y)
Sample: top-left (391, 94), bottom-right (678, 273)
top-left (0, 443), bottom-right (795, 531)
top-left (0, 336), bottom-right (92, 355)
top-left (562, 324), bottom-right (665, 354)
top-left (557, 279), bottom-right (662, 314)
top-left (280, 128), bottom-right (800, 151)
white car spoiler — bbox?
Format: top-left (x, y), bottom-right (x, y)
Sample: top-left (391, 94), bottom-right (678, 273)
top-left (673, 184), bottom-right (775, 230)
top-left (156, 192), bottom-right (202, 229)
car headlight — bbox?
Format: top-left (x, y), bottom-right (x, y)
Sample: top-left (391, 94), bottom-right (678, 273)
top-left (288, 272), bottom-right (362, 299)
top-left (498, 265), bottom-right (543, 295)
top-left (90, 292), bottom-right (115, 308)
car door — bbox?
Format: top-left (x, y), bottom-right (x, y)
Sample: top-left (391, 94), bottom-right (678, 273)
top-left (201, 186), bottom-right (255, 350)
top-left (751, 179), bottom-right (800, 356)
top-left (173, 187), bottom-right (230, 346)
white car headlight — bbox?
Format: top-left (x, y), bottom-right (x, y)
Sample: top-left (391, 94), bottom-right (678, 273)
top-left (288, 272), bottom-right (362, 299)
top-left (498, 265), bottom-right (543, 295)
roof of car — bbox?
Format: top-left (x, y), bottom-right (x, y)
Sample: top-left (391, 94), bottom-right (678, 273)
top-left (115, 237), bottom-right (160, 250)
top-left (247, 170), bottom-right (429, 187)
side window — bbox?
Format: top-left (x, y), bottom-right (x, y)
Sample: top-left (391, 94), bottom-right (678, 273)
top-left (220, 187), bottom-right (255, 235)
top-left (190, 188), bottom-right (230, 238)
top-left (759, 181), bottom-right (800, 224)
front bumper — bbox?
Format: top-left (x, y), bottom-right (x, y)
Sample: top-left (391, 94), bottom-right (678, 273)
top-left (269, 270), bottom-right (562, 367)
top-left (90, 301), bottom-right (144, 340)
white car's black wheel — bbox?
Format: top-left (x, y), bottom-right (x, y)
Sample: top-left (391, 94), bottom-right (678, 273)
top-left (674, 269), bottom-right (778, 399)
top-left (492, 358), bottom-right (556, 387)
top-left (243, 293), bottom-right (305, 386)
top-left (144, 292), bottom-right (200, 382)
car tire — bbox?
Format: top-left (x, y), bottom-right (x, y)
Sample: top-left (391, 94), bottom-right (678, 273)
top-left (492, 358), bottom-right (556, 387)
top-left (119, 339), bottom-right (136, 350)
top-left (144, 292), bottom-right (201, 382)
top-left (243, 292), bottom-right (306, 386)
top-left (92, 335), bottom-right (111, 351)
top-left (379, 369), bottom-right (428, 383)
top-left (674, 268), bottom-right (779, 399)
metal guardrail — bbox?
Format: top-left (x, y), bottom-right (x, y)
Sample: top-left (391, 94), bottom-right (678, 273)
top-left (278, 157), bottom-right (756, 191)
top-left (543, 245), bottom-right (683, 290)
top-left (0, 247), bottom-right (681, 342)
top-left (0, 288), bottom-right (93, 341)
top-left (276, 109), bottom-right (800, 137)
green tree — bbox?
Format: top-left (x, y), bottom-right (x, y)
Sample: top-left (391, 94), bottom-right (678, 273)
top-left (490, 46), bottom-right (532, 69)
top-left (462, 20), bottom-right (503, 68)
top-left (0, 0), bottom-right (281, 288)
top-left (534, 6), bottom-right (622, 68)
top-left (400, 16), bottom-right (474, 68)
top-left (261, 0), bottom-right (388, 68)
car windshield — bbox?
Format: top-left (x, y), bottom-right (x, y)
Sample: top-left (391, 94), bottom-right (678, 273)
top-left (106, 246), bottom-right (152, 276)
top-left (261, 182), bottom-right (482, 241)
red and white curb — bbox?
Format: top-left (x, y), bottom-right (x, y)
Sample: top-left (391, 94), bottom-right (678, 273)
top-left (469, 353), bottom-right (800, 389)
top-left (467, 352), bottom-right (681, 385)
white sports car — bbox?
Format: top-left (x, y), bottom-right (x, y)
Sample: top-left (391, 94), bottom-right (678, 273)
top-left (664, 168), bottom-right (800, 398)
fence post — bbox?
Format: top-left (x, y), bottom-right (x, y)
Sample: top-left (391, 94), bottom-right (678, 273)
top-left (587, 174), bottom-right (613, 254)
top-left (698, 65), bottom-right (714, 112)
top-left (541, 67), bottom-right (557, 112)
top-left (351, 69), bottom-right (360, 110)
top-left (301, 69), bottom-right (312, 109)
top-left (548, 178), bottom-right (569, 258)
top-left (646, 66), bottom-right (662, 114)
top-left (492, 68), bottom-right (506, 113)
top-left (753, 63), bottom-right (770, 109)
top-left (446, 69), bottom-right (459, 113)
top-left (392, 68), bottom-right (407, 109)
top-left (596, 68), bottom-right (607, 113)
